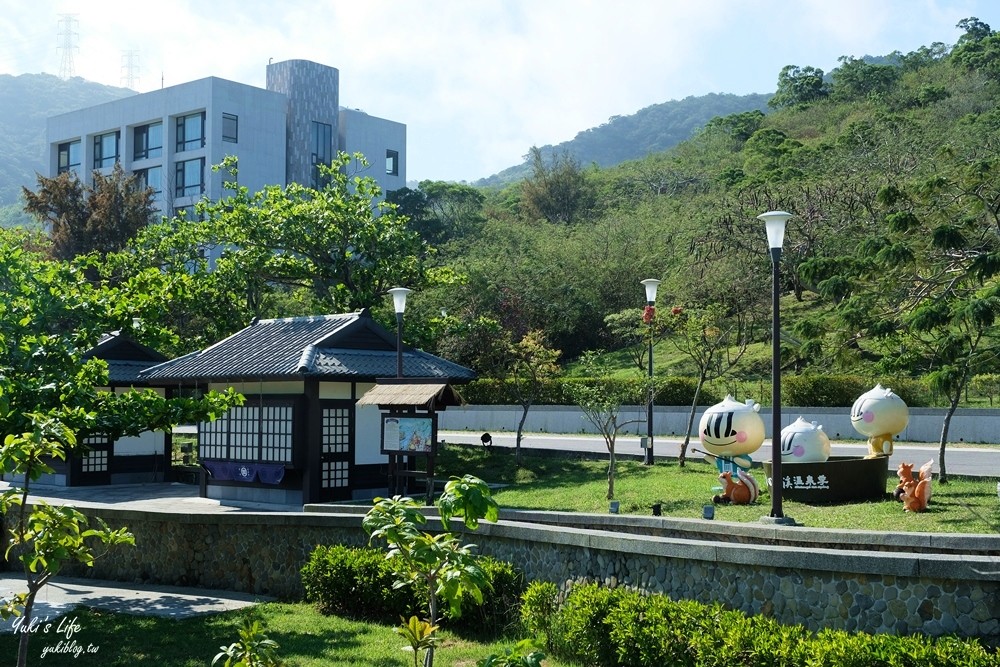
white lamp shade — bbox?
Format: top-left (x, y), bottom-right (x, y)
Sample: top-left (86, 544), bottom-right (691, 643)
top-left (758, 211), bottom-right (793, 249)
top-left (387, 287), bottom-right (412, 314)
top-left (640, 278), bottom-right (661, 303)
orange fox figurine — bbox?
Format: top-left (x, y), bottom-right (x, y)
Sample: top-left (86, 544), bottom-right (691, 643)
top-left (901, 477), bottom-right (931, 512)
top-left (895, 459), bottom-right (933, 503)
top-left (896, 459), bottom-right (933, 512)
top-left (713, 470), bottom-right (760, 505)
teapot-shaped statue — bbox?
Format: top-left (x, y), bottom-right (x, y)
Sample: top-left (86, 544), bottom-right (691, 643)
top-left (850, 384), bottom-right (908, 457)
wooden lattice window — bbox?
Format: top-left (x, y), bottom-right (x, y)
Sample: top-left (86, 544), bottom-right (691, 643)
top-left (322, 407), bottom-right (350, 454)
top-left (80, 434), bottom-right (110, 472)
top-left (322, 460), bottom-right (349, 488)
top-left (199, 401), bottom-right (294, 463)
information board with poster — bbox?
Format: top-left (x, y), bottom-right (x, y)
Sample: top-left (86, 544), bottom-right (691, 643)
top-left (381, 414), bottom-right (437, 456)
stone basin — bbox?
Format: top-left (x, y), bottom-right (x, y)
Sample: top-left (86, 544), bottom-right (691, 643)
top-left (762, 455), bottom-right (889, 503)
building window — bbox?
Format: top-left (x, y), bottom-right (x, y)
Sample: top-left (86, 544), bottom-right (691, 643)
top-left (311, 121), bottom-right (332, 188)
top-left (134, 123), bottom-right (163, 160)
top-left (174, 204), bottom-right (201, 221)
top-left (222, 113), bottom-right (238, 143)
top-left (386, 149), bottom-right (399, 176)
top-left (176, 112), bottom-right (205, 152)
top-left (175, 158), bottom-right (204, 197)
top-left (136, 166), bottom-right (162, 194)
top-left (57, 140), bottom-right (81, 174)
top-left (199, 402), bottom-right (294, 463)
top-left (93, 131), bottom-right (120, 168)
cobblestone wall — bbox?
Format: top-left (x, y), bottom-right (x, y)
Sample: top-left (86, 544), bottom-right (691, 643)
top-left (6, 506), bottom-right (998, 644)
top-left (472, 535), bottom-right (999, 641)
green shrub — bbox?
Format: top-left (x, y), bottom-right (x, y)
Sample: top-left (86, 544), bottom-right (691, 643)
top-left (520, 581), bottom-right (558, 643)
top-left (302, 545), bottom-right (524, 640)
top-left (607, 593), bottom-right (716, 667)
top-left (300, 544), bottom-right (415, 620)
top-left (444, 556), bottom-right (527, 638)
top-left (781, 374), bottom-right (931, 408)
top-left (544, 583), bottom-right (998, 667)
top-left (548, 583), bottom-right (628, 666)
top-left (459, 376), bottom-right (720, 407)
top-left (782, 374), bottom-right (875, 407)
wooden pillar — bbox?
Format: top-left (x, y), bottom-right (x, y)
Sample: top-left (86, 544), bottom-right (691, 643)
top-left (302, 378), bottom-right (322, 504)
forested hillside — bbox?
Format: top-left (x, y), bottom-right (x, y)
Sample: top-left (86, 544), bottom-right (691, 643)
top-left (396, 19), bottom-right (1000, 415)
top-left (477, 92), bottom-right (772, 186)
top-left (0, 73), bottom-right (134, 206)
top-left (11, 19), bottom-right (1000, 418)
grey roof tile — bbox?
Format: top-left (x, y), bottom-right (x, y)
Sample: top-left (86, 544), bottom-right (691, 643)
top-left (140, 312), bottom-right (475, 383)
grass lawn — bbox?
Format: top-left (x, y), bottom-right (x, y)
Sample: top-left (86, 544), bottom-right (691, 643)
top-left (430, 442), bottom-right (1000, 533)
top-left (0, 603), bottom-right (571, 667)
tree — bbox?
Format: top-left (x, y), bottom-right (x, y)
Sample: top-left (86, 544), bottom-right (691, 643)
top-left (204, 154), bottom-right (432, 312)
top-left (506, 330), bottom-right (561, 467)
top-left (0, 230), bottom-right (242, 666)
top-left (670, 305), bottom-right (759, 466)
top-left (565, 352), bottom-right (644, 500)
top-left (768, 65), bottom-right (829, 109)
top-left (817, 134), bottom-right (1000, 481)
top-left (831, 56), bottom-right (901, 102)
top-left (521, 147), bottom-right (596, 224)
top-left (704, 110), bottom-right (766, 144)
top-left (363, 475), bottom-right (499, 667)
top-left (22, 163), bottom-right (156, 262)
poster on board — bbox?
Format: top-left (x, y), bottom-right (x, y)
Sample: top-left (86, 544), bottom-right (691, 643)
top-left (381, 415), bottom-right (436, 456)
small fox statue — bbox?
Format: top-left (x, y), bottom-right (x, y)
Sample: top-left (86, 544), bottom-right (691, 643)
top-left (896, 459), bottom-right (933, 512)
top-left (713, 469), bottom-right (760, 505)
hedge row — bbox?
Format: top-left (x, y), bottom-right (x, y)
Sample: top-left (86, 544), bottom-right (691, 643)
top-left (523, 582), bottom-right (997, 667)
top-left (460, 376), bottom-right (721, 407)
top-left (459, 374), bottom-right (934, 408)
top-left (781, 374), bottom-right (931, 408)
top-left (300, 544), bottom-right (525, 638)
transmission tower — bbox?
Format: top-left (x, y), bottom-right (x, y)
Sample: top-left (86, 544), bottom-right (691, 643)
top-left (121, 49), bottom-right (140, 89)
top-left (57, 14), bottom-right (79, 80)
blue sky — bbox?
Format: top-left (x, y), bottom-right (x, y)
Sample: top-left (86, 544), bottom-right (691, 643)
top-left (0, 0), bottom-right (995, 182)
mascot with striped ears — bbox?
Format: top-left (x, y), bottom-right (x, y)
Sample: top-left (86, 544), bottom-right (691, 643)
top-left (697, 395), bottom-right (765, 505)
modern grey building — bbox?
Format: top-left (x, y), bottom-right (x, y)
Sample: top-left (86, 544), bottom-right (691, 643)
top-left (45, 59), bottom-right (406, 219)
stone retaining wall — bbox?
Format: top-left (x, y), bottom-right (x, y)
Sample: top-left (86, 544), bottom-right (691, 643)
top-left (5, 505), bottom-right (998, 644)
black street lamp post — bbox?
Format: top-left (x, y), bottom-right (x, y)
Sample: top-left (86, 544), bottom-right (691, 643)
top-left (758, 211), bottom-right (795, 525)
top-left (387, 287), bottom-right (411, 378)
top-left (640, 278), bottom-right (660, 466)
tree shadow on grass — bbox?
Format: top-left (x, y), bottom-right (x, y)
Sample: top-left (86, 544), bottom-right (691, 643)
top-left (0, 605), bottom-right (405, 667)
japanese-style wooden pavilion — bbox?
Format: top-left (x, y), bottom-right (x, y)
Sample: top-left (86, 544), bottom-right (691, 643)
top-left (139, 310), bottom-right (475, 504)
top-left (25, 330), bottom-right (172, 486)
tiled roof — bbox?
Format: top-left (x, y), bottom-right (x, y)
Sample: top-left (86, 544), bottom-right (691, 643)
top-left (139, 312), bottom-right (476, 383)
top-left (84, 330), bottom-right (169, 385)
top-left (106, 359), bottom-right (165, 384)
top-left (311, 349), bottom-right (475, 380)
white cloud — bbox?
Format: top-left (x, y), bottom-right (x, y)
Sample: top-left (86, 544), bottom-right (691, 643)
top-left (1, 0), bottom-right (996, 182)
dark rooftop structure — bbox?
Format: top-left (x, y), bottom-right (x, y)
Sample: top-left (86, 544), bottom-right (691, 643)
top-left (140, 311), bottom-right (475, 383)
top-left (85, 330), bottom-right (169, 385)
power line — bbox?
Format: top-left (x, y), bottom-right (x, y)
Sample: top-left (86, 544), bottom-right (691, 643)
top-left (57, 13), bottom-right (79, 80)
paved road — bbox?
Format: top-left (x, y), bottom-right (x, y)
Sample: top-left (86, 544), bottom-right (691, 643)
top-left (440, 431), bottom-right (1000, 479)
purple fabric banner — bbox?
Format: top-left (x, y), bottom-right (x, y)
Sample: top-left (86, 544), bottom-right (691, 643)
top-left (256, 464), bottom-right (285, 485)
top-left (232, 463), bottom-right (258, 482)
top-left (203, 460), bottom-right (232, 481)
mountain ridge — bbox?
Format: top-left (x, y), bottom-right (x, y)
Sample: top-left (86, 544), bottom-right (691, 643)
top-left (0, 72), bottom-right (770, 207)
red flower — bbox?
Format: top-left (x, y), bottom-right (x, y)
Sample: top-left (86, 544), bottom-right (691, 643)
top-left (671, 306), bottom-right (683, 316)
top-left (642, 305), bottom-right (656, 324)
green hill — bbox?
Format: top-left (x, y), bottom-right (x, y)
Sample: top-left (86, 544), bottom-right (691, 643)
top-left (476, 92), bottom-right (772, 187)
top-left (0, 73), bottom-right (134, 207)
